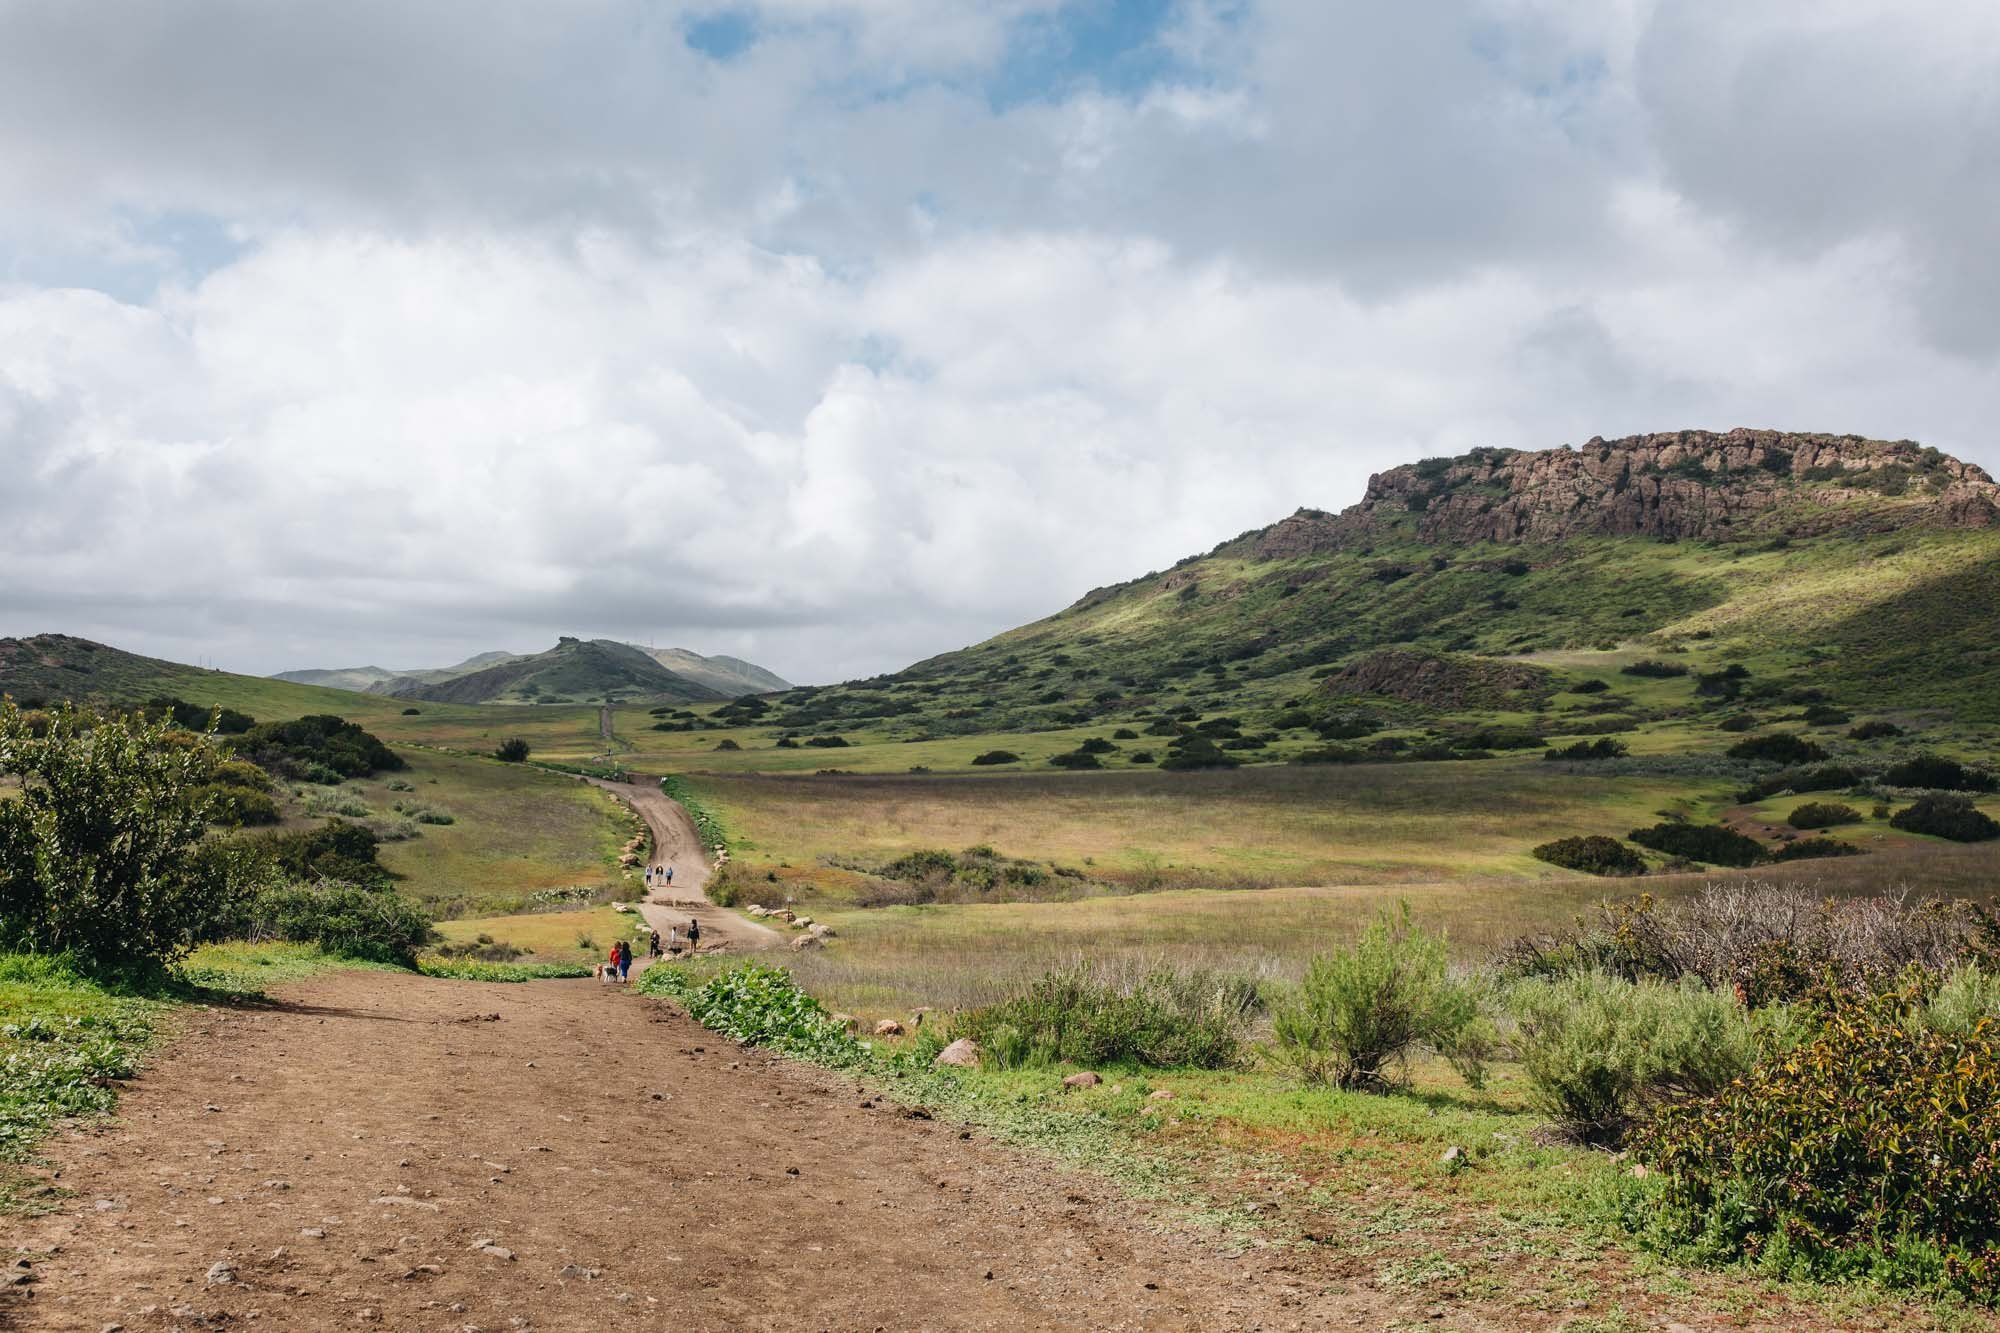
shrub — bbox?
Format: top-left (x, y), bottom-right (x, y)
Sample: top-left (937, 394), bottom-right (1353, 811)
top-left (1543, 737), bottom-right (1628, 761)
top-left (237, 714), bottom-right (404, 780)
top-left (1848, 720), bottom-right (1904, 741)
top-left (969, 750), bottom-right (1020, 766)
top-left (1294, 745), bottom-right (1366, 766)
top-left (140, 696), bottom-right (255, 734)
top-left (195, 783), bottom-right (281, 828)
top-left (1267, 906), bottom-right (1487, 1091)
top-left (0, 704), bottom-right (253, 974)
top-left (1128, 751), bottom-right (1155, 764)
top-left (804, 735), bottom-right (851, 749)
top-left (494, 738), bottom-right (531, 763)
top-left (1568, 679), bottom-right (1610, 695)
top-left (1628, 822), bottom-right (1766, 868)
top-left (1882, 753), bottom-right (1998, 793)
top-left (1111, 728), bottom-right (1139, 740)
top-left (714, 738), bottom-right (741, 751)
top-left (1531, 835), bottom-right (1646, 876)
top-left (1314, 717), bottom-right (1377, 740)
top-left (1802, 704), bottom-right (1852, 726)
top-left (956, 962), bottom-right (1254, 1071)
top-left (244, 819), bottom-right (390, 888)
top-left (1716, 713), bottom-right (1758, 733)
top-left (393, 801), bottom-right (455, 826)
top-left (1507, 973), bottom-right (1756, 1145)
top-left (1890, 794), bottom-right (2000, 842)
top-left (1787, 801), bottom-right (1859, 830)
top-left (242, 882), bottom-right (433, 966)
top-left (1077, 737), bottom-right (1118, 755)
top-left (1922, 963), bottom-right (2000, 1041)
top-left (401, 707), bottom-right (422, 716)
top-left (1727, 733), bottom-right (1827, 765)
top-left (1770, 838), bottom-right (1862, 863)
top-left (1047, 750), bottom-right (1103, 770)
top-left (1620, 660), bottom-right (1688, 679)
top-left (1159, 735), bottom-right (1240, 771)
top-left (638, 962), bottom-right (866, 1066)
top-left (1640, 982), bottom-right (2000, 1301)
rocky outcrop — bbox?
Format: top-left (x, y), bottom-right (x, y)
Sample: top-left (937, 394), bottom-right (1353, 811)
top-left (1320, 650), bottom-right (1557, 711)
top-left (1254, 429), bottom-right (2000, 555)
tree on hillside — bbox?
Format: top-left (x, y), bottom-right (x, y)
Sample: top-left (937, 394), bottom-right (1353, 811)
top-left (495, 738), bottom-right (531, 762)
top-left (0, 703), bottom-right (251, 974)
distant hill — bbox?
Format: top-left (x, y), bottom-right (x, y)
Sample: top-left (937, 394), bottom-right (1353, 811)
top-left (634, 647), bottom-right (790, 696)
top-left (747, 428), bottom-right (2000, 736)
top-left (378, 637), bottom-right (726, 705)
top-left (0, 634), bottom-right (406, 721)
top-left (271, 665), bottom-right (402, 692)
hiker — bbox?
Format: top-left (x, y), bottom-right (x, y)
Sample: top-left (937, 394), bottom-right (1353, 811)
top-left (617, 940), bottom-right (634, 981)
top-left (665, 865), bottom-right (674, 886)
top-left (686, 917), bottom-right (700, 951)
top-left (649, 929), bottom-right (662, 959)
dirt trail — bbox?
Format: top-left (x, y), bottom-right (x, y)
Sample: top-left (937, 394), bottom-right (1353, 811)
top-left (3, 972), bottom-right (1386, 1330)
top-left (585, 776), bottom-right (782, 956)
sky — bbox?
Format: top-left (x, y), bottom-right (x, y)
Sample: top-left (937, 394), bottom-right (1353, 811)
top-left (3, 1), bottom-right (1999, 685)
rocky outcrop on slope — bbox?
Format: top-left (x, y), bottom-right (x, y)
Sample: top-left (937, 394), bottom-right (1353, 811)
top-left (1255, 429), bottom-right (2000, 556)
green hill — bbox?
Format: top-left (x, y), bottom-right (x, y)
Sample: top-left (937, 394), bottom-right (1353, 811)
top-left (745, 429), bottom-right (2000, 739)
top-left (636, 647), bottom-right (791, 697)
top-left (381, 637), bottom-right (725, 706)
top-left (0, 634), bottom-right (410, 721)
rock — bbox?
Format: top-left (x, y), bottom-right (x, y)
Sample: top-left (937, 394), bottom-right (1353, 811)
top-left (479, 1245), bottom-right (516, 1261)
top-left (299, 1228), bottom-right (326, 1239)
top-left (1630, 1163), bottom-right (1649, 1180)
top-left (933, 1038), bottom-right (980, 1069)
top-left (789, 933), bottom-right (821, 952)
top-left (1062, 1072), bottom-right (1102, 1091)
top-left (873, 1019), bottom-right (904, 1037)
top-left (1440, 1146), bottom-right (1466, 1167)
top-left (205, 1260), bottom-right (236, 1285)
top-left (809, 923), bottom-right (834, 939)
top-left (793, 916), bottom-right (814, 929)
top-left (1147, 1089), bottom-right (1174, 1101)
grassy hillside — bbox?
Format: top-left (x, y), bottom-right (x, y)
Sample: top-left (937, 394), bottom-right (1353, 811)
top-left (383, 637), bottom-right (724, 706)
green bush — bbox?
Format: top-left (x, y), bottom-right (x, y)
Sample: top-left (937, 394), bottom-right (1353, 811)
top-left (956, 963), bottom-right (1254, 1070)
top-left (1727, 733), bottom-right (1828, 765)
top-left (1890, 794), bottom-right (2000, 842)
top-left (714, 738), bottom-right (741, 751)
top-left (1848, 720), bottom-right (1904, 741)
top-left (140, 696), bottom-right (255, 735)
top-left (1787, 802), bottom-right (1859, 830)
top-left (1770, 838), bottom-right (1862, 863)
top-left (243, 819), bottom-right (390, 888)
top-left (1883, 753), bottom-right (1998, 793)
top-left (1923, 963), bottom-right (2000, 1040)
top-left (415, 957), bottom-right (591, 981)
top-left (1716, 713), bottom-right (1758, 733)
top-left (1530, 835), bottom-right (1647, 876)
top-left (1047, 750), bottom-right (1103, 770)
top-left (1543, 737), bottom-right (1628, 761)
top-left (1628, 822), bottom-right (1767, 867)
top-left (803, 735), bottom-right (850, 749)
top-left (1077, 737), bottom-right (1118, 755)
top-left (1640, 981), bottom-right (2000, 1301)
top-left (238, 714), bottom-right (404, 780)
top-left (494, 738), bottom-right (531, 763)
top-left (1508, 973), bottom-right (1756, 1145)
top-left (1568, 679), bottom-right (1610, 695)
top-left (637, 962), bottom-right (866, 1066)
top-left (1621, 660), bottom-right (1689, 679)
top-left (195, 783), bottom-right (281, 828)
top-left (243, 883), bottom-right (433, 966)
top-left (0, 703), bottom-right (252, 974)
top-left (970, 750), bottom-right (1020, 765)
top-left (1268, 906), bottom-right (1487, 1091)
top-left (1159, 734), bottom-right (1240, 770)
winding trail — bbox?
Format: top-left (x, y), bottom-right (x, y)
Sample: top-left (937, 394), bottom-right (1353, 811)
top-left (585, 775), bottom-right (782, 957)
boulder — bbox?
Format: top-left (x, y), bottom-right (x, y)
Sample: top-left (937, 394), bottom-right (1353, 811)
top-left (789, 934), bottom-right (820, 952)
top-left (873, 1019), bottom-right (904, 1038)
top-left (1061, 1072), bottom-right (1101, 1091)
top-left (933, 1039), bottom-right (980, 1069)
top-left (1147, 1089), bottom-right (1174, 1101)
top-left (808, 923), bottom-right (835, 939)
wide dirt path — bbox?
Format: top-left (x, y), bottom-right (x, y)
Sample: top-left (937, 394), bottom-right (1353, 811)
top-left (5, 972), bottom-right (1373, 1330)
top-left (585, 776), bottom-right (782, 955)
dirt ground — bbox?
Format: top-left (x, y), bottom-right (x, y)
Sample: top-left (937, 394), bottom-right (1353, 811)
top-left (1, 971), bottom-right (1418, 1331)
top-left (586, 776), bottom-right (782, 957)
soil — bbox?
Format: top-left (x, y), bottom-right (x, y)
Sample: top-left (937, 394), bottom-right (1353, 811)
top-left (584, 776), bottom-right (782, 957)
top-left (1, 972), bottom-right (1404, 1331)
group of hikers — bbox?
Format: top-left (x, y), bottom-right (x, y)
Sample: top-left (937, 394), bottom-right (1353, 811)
top-left (644, 863), bottom-right (675, 888)
top-left (599, 913), bottom-right (700, 984)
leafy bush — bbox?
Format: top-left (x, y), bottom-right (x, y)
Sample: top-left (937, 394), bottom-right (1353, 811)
top-left (1736, 763), bottom-right (1864, 803)
top-left (1621, 660), bottom-right (1688, 679)
top-left (195, 783), bottom-right (281, 828)
top-left (1112, 727), bottom-right (1139, 740)
top-left (1770, 837), bottom-right (1862, 863)
top-left (1787, 801), bottom-right (1859, 830)
top-left (1268, 906), bottom-right (1487, 1091)
top-left (1890, 794), bottom-right (2000, 842)
top-left (1531, 835), bottom-right (1646, 876)
top-left (140, 696), bottom-right (255, 735)
top-left (956, 962), bottom-right (1254, 1070)
top-left (1508, 973), bottom-right (1756, 1145)
top-left (1716, 713), bottom-right (1758, 733)
top-left (494, 738), bottom-right (531, 763)
top-left (243, 819), bottom-right (390, 888)
top-left (1628, 822), bottom-right (1766, 867)
top-left (1640, 981), bottom-right (2000, 1301)
top-left (1159, 735), bottom-right (1240, 770)
top-left (714, 738), bottom-right (741, 751)
top-left (637, 962), bottom-right (866, 1066)
top-left (1128, 751), bottom-right (1155, 764)
top-left (970, 750), bottom-right (1020, 765)
top-left (1047, 750), bottom-right (1103, 770)
top-left (1543, 737), bottom-right (1628, 761)
top-left (1294, 745), bottom-right (1366, 765)
top-left (1848, 720), bottom-right (1904, 741)
top-left (242, 882), bottom-right (433, 966)
top-left (1802, 704), bottom-right (1852, 727)
top-left (1882, 753), bottom-right (1998, 793)
top-left (803, 735), bottom-right (850, 749)
top-left (1568, 679), bottom-right (1610, 695)
top-left (237, 714), bottom-right (404, 780)
top-left (1727, 733), bottom-right (1828, 765)
top-left (0, 703), bottom-right (252, 974)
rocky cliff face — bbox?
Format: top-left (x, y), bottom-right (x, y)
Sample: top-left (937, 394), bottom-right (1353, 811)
top-left (1254, 429), bottom-right (2000, 557)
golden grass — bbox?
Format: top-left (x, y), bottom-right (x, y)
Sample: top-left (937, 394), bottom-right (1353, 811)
top-left (434, 906), bottom-right (651, 962)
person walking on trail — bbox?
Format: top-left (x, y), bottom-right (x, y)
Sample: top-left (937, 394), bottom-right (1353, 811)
top-left (664, 923), bottom-right (678, 955)
top-left (686, 917), bottom-right (700, 951)
top-left (606, 942), bottom-right (622, 984)
top-left (665, 865), bottom-right (675, 886)
top-left (649, 929), bottom-right (662, 960)
top-left (618, 940), bottom-right (635, 981)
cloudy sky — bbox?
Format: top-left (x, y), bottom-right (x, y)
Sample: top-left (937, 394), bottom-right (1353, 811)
top-left (4, 1), bottom-right (1998, 684)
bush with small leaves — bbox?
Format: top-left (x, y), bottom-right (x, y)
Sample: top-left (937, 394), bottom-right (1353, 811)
top-left (1787, 802), bottom-right (1859, 830)
top-left (242, 882), bottom-right (434, 966)
top-left (1890, 794), bottom-right (2000, 843)
top-left (1847, 719), bottom-right (1904, 741)
top-left (714, 738), bottom-right (741, 751)
top-left (1568, 679), bottom-right (1610, 695)
top-left (1047, 749), bottom-right (1103, 770)
top-left (1727, 733), bottom-right (1827, 765)
top-left (1716, 713), bottom-right (1758, 733)
top-left (1769, 838), bottom-right (1862, 863)
top-left (969, 750), bottom-right (1020, 766)
top-left (1543, 737), bottom-right (1629, 761)
top-left (1882, 753), bottom-right (1997, 793)
top-left (1620, 660), bottom-right (1689, 679)
top-left (494, 738), bottom-right (531, 763)
top-left (1629, 822), bottom-right (1767, 868)
top-left (1531, 835), bottom-right (1647, 876)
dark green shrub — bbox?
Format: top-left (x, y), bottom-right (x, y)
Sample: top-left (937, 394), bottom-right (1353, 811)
top-left (1629, 822), bottom-right (1767, 868)
top-left (1716, 713), bottom-right (1758, 733)
top-left (1314, 717), bottom-right (1377, 740)
top-left (1621, 660), bottom-right (1688, 679)
top-left (803, 735), bottom-right (850, 749)
top-left (1770, 838), bottom-right (1862, 863)
top-left (1727, 733), bottom-right (1827, 765)
top-left (1531, 835), bottom-right (1646, 876)
top-left (244, 882), bottom-right (433, 965)
top-left (494, 738), bottom-right (531, 763)
top-left (969, 750), bottom-right (1020, 765)
top-left (1640, 982), bottom-right (2000, 1301)
top-left (1111, 728), bottom-right (1138, 740)
top-left (1543, 737), bottom-right (1629, 761)
top-left (1294, 745), bottom-right (1365, 765)
top-left (1142, 718), bottom-right (1182, 736)
top-left (238, 714), bottom-right (404, 780)
top-left (1160, 735), bottom-right (1240, 770)
top-left (1268, 906), bottom-right (1488, 1091)
top-left (1569, 679), bottom-right (1610, 695)
top-left (1891, 794), bottom-right (2000, 843)
top-left (1128, 751), bottom-right (1155, 764)
top-left (244, 819), bottom-right (390, 888)
top-left (1736, 764), bottom-right (1865, 804)
top-left (1510, 973), bottom-right (1756, 1146)
top-left (1077, 737), bottom-right (1117, 755)
top-left (955, 963), bottom-right (1253, 1069)
top-left (1848, 720), bottom-right (1904, 741)
top-left (1047, 750), bottom-right (1103, 770)
top-left (401, 707), bottom-right (421, 716)
top-left (1788, 802), bottom-right (1859, 830)
top-left (195, 783), bottom-right (281, 828)
top-left (1803, 704), bottom-right (1852, 727)
top-left (0, 703), bottom-right (253, 973)
top-left (141, 696), bottom-right (255, 735)
top-left (1883, 753), bottom-right (1997, 793)
top-left (714, 738), bottom-right (741, 751)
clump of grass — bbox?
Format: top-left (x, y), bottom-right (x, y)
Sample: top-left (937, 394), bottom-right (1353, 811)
top-left (953, 960), bottom-right (1257, 1071)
